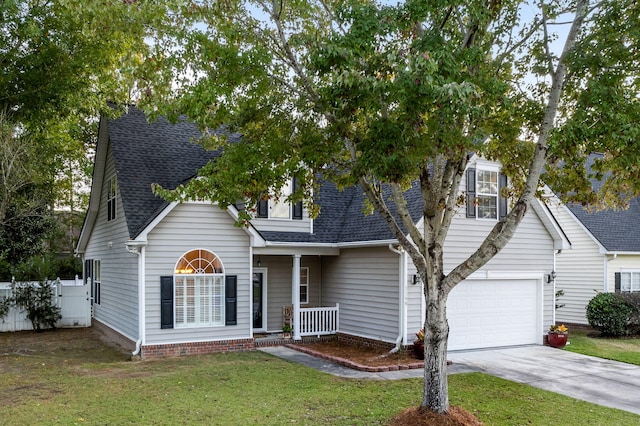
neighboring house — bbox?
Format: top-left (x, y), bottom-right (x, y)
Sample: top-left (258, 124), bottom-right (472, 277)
top-left (549, 157), bottom-right (640, 324)
top-left (76, 106), bottom-right (568, 358)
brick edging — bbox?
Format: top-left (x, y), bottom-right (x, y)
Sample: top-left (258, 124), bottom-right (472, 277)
top-left (286, 344), bottom-right (424, 372)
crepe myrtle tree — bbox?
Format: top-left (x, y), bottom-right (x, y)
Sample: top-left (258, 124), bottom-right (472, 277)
top-left (146, 0), bottom-right (640, 415)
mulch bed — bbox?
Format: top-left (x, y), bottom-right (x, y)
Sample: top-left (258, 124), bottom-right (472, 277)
top-left (287, 340), bottom-right (423, 372)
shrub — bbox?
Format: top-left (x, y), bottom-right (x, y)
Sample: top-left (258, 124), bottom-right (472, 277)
top-left (11, 280), bottom-right (62, 331)
top-left (0, 295), bottom-right (10, 320)
top-left (586, 292), bottom-right (634, 336)
top-left (618, 293), bottom-right (640, 331)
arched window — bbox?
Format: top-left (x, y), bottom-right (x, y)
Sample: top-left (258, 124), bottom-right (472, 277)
top-left (173, 249), bottom-right (225, 327)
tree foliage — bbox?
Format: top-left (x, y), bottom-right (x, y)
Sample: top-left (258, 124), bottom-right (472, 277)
top-left (140, 0), bottom-right (640, 415)
top-left (11, 280), bottom-right (62, 331)
top-left (0, 0), bottom-right (176, 265)
top-left (0, 0), bottom-right (172, 213)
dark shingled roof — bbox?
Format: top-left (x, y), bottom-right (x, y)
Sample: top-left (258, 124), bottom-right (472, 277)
top-left (564, 153), bottom-right (640, 252)
top-left (108, 107), bottom-right (232, 238)
top-left (568, 198), bottom-right (640, 252)
top-left (107, 107), bottom-right (423, 243)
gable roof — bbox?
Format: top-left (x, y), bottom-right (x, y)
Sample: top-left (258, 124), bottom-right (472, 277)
top-left (78, 106), bottom-right (563, 251)
top-left (563, 153), bottom-right (640, 252)
top-left (567, 198), bottom-right (640, 252)
top-left (107, 106), bottom-right (235, 238)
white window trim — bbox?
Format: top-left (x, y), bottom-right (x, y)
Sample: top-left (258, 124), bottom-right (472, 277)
top-left (620, 270), bottom-right (640, 293)
top-left (300, 266), bottom-right (309, 305)
top-left (173, 249), bottom-right (226, 328)
top-left (476, 165), bottom-right (500, 220)
top-left (269, 180), bottom-right (294, 220)
top-left (174, 274), bottom-right (225, 328)
top-left (93, 260), bottom-right (101, 305)
top-left (107, 176), bottom-right (117, 221)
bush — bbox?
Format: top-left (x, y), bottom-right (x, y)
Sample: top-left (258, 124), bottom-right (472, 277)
top-left (0, 295), bottom-right (10, 320)
top-left (11, 280), bottom-right (62, 331)
top-left (586, 292), bottom-right (634, 336)
top-left (618, 293), bottom-right (640, 331)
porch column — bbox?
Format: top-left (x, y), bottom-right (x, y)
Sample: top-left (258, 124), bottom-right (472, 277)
top-left (292, 254), bottom-right (301, 341)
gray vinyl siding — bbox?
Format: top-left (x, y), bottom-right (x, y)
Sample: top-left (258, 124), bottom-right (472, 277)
top-left (84, 143), bottom-right (139, 340)
top-left (607, 256), bottom-right (640, 293)
top-left (405, 270), bottom-right (424, 345)
top-left (444, 209), bottom-right (554, 271)
top-left (252, 216), bottom-right (312, 234)
top-left (143, 202), bottom-right (251, 345)
top-left (258, 255), bottom-right (322, 332)
top-left (321, 247), bottom-right (400, 343)
top-left (404, 197), bottom-right (556, 339)
top-left (553, 203), bottom-right (605, 324)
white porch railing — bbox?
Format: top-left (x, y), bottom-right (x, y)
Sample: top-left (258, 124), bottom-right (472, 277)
top-left (299, 303), bottom-right (339, 337)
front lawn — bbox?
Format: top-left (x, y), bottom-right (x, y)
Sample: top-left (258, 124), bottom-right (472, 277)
top-left (564, 329), bottom-right (640, 365)
top-left (1, 329), bottom-right (639, 425)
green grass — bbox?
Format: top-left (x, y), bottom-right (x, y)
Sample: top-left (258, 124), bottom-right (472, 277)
top-left (564, 329), bottom-right (640, 365)
top-left (1, 330), bottom-right (639, 425)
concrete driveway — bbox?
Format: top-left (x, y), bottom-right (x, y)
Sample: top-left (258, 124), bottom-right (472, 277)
top-left (447, 345), bottom-right (640, 415)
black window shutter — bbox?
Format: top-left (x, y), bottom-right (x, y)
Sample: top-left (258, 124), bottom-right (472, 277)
top-left (84, 259), bottom-right (93, 285)
top-left (225, 275), bottom-right (237, 326)
top-left (466, 168), bottom-right (476, 218)
top-left (292, 176), bottom-right (303, 220)
top-left (615, 272), bottom-right (621, 293)
top-left (257, 198), bottom-right (268, 218)
top-left (160, 276), bottom-right (174, 329)
top-left (498, 173), bottom-right (508, 220)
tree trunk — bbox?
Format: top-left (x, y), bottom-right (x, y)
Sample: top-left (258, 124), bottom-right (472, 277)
top-left (421, 280), bottom-right (449, 413)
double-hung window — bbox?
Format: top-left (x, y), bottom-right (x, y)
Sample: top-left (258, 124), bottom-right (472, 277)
top-left (256, 177), bottom-right (303, 220)
top-left (466, 166), bottom-right (507, 220)
top-left (619, 271), bottom-right (640, 293)
top-left (85, 259), bottom-right (101, 306)
top-left (299, 267), bottom-right (309, 304)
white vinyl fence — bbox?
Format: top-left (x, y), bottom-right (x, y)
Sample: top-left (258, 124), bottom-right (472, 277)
top-left (0, 277), bottom-right (91, 332)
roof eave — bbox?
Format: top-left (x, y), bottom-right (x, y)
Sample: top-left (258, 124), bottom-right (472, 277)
top-left (76, 117), bottom-right (110, 255)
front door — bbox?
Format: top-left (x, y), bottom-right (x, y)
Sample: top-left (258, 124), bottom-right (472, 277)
top-left (252, 270), bottom-right (266, 330)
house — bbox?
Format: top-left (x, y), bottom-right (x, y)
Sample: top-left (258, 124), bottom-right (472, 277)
top-left (76, 106), bottom-right (568, 358)
top-left (549, 154), bottom-right (640, 325)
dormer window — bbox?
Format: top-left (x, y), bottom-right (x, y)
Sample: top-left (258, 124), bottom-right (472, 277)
top-left (256, 177), bottom-right (303, 220)
top-left (107, 176), bottom-right (117, 221)
top-left (466, 166), bottom-right (507, 220)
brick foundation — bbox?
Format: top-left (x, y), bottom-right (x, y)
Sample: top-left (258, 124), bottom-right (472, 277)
top-left (91, 319), bottom-right (137, 355)
top-left (336, 332), bottom-right (402, 352)
top-left (141, 338), bottom-right (255, 359)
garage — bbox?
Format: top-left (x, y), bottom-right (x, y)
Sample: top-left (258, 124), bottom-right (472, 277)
top-left (446, 277), bottom-right (542, 351)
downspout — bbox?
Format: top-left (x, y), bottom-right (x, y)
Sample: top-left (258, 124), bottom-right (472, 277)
top-left (126, 242), bottom-right (146, 357)
top-left (388, 244), bottom-right (405, 354)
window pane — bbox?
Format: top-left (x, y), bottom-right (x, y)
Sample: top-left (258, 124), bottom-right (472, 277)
top-left (175, 277), bottom-right (185, 325)
top-left (270, 199), bottom-right (290, 218)
top-left (477, 170), bottom-right (498, 195)
top-left (477, 195), bottom-right (497, 219)
top-left (632, 273), bottom-right (640, 292)
top-left (186, 277), bottom-right (195, 324)
top-left (270, 182), bottom-right (292, 218)
top-left (622, 273), bottom-right (632, 292)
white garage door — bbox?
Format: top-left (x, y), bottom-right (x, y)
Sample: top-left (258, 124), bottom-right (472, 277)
top-left (447, 278), bottom-right (541, 351)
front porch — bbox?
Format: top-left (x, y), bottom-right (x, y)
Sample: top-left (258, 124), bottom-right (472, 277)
top-left (288, 303), bottom-right (340, 337)
top-left (252, 251), bottom-right (341, 339)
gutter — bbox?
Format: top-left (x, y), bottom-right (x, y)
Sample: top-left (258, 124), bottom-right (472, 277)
top-left (387, 244), bottom-right (406, 353)
top-left (126, 240), bottom-right (147, 357)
